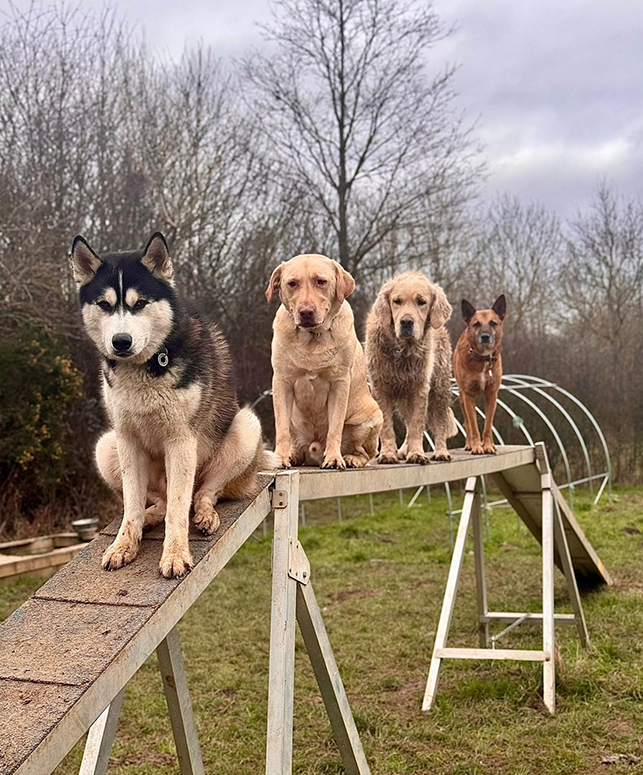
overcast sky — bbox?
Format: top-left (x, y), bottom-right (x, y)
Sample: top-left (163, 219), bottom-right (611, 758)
top-left (80, 0), bottom-right (643, 217)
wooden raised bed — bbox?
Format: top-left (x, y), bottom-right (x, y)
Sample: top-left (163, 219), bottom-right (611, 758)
top-left (0, 533), bottom-right (86, 583)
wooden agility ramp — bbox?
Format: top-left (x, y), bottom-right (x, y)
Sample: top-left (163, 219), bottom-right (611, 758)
top-left (0, 446), bottom-right (611, 774)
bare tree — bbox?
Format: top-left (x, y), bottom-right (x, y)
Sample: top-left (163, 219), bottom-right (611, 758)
top-left (243, 0), bottom-right (481, 275)
top-left (558, 184), bottom-right (643, 476)
top-left (561, 183), bottom-right (643, 349)
top-left (475, 195), bottom-right (564, 330)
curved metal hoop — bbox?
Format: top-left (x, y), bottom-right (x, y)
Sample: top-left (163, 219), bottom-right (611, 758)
top-left (422, 373), bottom-right (612, 541)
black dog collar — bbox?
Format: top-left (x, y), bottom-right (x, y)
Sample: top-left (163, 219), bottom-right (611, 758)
top-left (468, 347), bottom-right (497, 364)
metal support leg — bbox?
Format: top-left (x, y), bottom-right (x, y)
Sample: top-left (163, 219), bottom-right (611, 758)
top-left (553, 498), bottom-right (590, 648)
top-left (296, 581), bottom-right (370, 775)
top-left (79, 689), bottom-right (125, 775)
top-left (422, 476), bottom-right (478, 711)
top-left (157, 627), bottom-right (205, 775)
top-left (266, 471), bottom-right (300, 775)
top-left (471, 488), bottom-right (489, 648)
top-left (537, 445), bottom-right (556, 715)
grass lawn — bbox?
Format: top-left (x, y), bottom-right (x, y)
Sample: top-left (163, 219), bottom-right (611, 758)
top-left (2, 485), bottom-right (643, 774)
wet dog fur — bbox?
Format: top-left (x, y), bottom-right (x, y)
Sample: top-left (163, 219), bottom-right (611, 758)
top-left (365, 271), bottom-right (457, 464)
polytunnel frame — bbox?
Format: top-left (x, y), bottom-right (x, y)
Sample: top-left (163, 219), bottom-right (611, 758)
top-left (250, 374), bottom-right (612, 534)
top-left (410, 374), bottom-right (612, 545)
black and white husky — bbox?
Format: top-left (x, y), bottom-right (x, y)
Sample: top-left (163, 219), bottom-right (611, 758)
top-left (71, 232), bottom-right (275, 578)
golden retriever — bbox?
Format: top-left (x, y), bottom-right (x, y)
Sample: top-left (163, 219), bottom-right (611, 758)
top-left (365, 271), bottom-right (457, 463)
top-left (266, 254), bottom-right (383, 469)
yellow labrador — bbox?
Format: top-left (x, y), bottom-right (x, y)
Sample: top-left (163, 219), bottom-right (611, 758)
top-left (266, 254), bottom-right (383, 469)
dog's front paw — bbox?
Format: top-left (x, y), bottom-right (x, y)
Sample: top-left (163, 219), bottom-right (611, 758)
top-left (273, 446), bottom-right (292, 469)
top-left (194, 501), bottom-right (220, 535)
top-left (159, 544), bottom-right (193, 579)
top-left (430, 450), bottom-right (452, 462)
top-left (406, 451), bottom-right (430, 465)
top-left (321, 453), bottom-right (346, 470)
top-left (344, 454), bottom-right (367, 468)
top-left (469, 442), bottom-right (484, 455)
top-left (482, 442), bottom-right (497, 455)
top-left (377, 452), bottom-right (399, 465)
top-left (102, 537), bottom-right (139, 571)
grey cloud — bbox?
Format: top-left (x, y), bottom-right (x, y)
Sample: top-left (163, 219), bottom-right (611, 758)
top-left (78, 0), bottom-right (643, 214)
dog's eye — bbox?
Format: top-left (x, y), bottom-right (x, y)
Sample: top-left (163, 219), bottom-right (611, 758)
top-left (287, 280), bottom-right (297, 288)
top-left (473, 322), bottom-right (481, 328)
top-left (417, 298), bottom-right (427, 306)
top-left (393, 298), bottom-right (402, 305)
top-left (133, 299), bottom-right (149, 311)
top-left (490, 320), bottom-right (497, 328)
top-left (97, 300), bottom-right (112, 312)
top-left (317, 278), bottom-right (327, 286)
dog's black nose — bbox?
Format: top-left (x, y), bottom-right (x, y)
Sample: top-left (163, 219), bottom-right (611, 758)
top-left (400, 316), bottom-right (414, 335)
top-left (480, 333), bottom-right (491, 343)
top-left (112, 333), bottom-right (133, 353)
top-left (298, 307), bottom-right (316, 327)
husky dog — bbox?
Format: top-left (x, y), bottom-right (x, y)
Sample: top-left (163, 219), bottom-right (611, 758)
top-left (71, 232), bottom-right (274, 578)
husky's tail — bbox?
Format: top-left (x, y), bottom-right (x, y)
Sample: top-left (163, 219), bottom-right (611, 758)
top-left (260, 441), bottom-right (325, 470)
top-left (260, 449), bottom-right (282, 470)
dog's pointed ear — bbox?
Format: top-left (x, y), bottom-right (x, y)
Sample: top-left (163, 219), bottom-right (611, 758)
top-left (265, 263), bottom-right (283, 303)
top-left (141, 232), bottom-right (173, 280)
top-left (461, 299), bottom-right (476, 324)
top-left (429, 285), bottom-right (452, 330)
top-left (492, 294), bottom-right (506, 320)
top-left (334, 261), bottom-right (355, 303)
top-left (70, 236), bottom-right (102, 285)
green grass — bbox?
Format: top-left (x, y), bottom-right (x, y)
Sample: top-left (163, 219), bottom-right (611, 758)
top-left (3, 485), bottom-right (643, 774)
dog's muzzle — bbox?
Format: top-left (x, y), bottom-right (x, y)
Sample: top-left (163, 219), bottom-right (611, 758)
top-left (297, 307), bottom-right (317, 329)
top-left (399, 316), bottom-right (414, 338)
top-left (112, 333), bottom-right (133, 356)
top-left (478, 332), bottom-right (494, 346)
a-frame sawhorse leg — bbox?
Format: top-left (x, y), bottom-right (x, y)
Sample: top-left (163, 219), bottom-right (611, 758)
top-left (80, 625), bottom-right (204, 774)
top-left (266, 470), bottom-right (370, 775)
top-left (423, 443), bottom-right (590, 715)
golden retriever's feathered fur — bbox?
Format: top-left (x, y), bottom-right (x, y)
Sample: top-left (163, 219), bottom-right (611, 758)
top-left (365, 271), bottom-right (457, 463)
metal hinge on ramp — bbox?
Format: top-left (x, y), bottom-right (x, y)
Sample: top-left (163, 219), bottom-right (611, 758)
top-left (271, 489), bottom-right (288, 509)
top-left (288, 538), bottom-right (310, 584)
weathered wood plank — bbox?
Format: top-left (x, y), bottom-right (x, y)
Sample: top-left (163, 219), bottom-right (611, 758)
top-left (0, 680), bottom-right (84, 775)
top-left (434, 648), bottom-right (547, 661)
top-left (0, 598), bottom-right (152, 686)
top-left (494, 464), bottom-right (610, 587)
top-left (297, 446), bottom-right (535, 500)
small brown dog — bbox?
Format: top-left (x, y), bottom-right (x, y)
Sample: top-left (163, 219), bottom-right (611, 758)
top-left (453, 295), bottom-right (506, 454)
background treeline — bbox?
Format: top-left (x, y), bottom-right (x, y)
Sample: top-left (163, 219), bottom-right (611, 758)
top-left (1, 1), bottom-right (641, 536)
